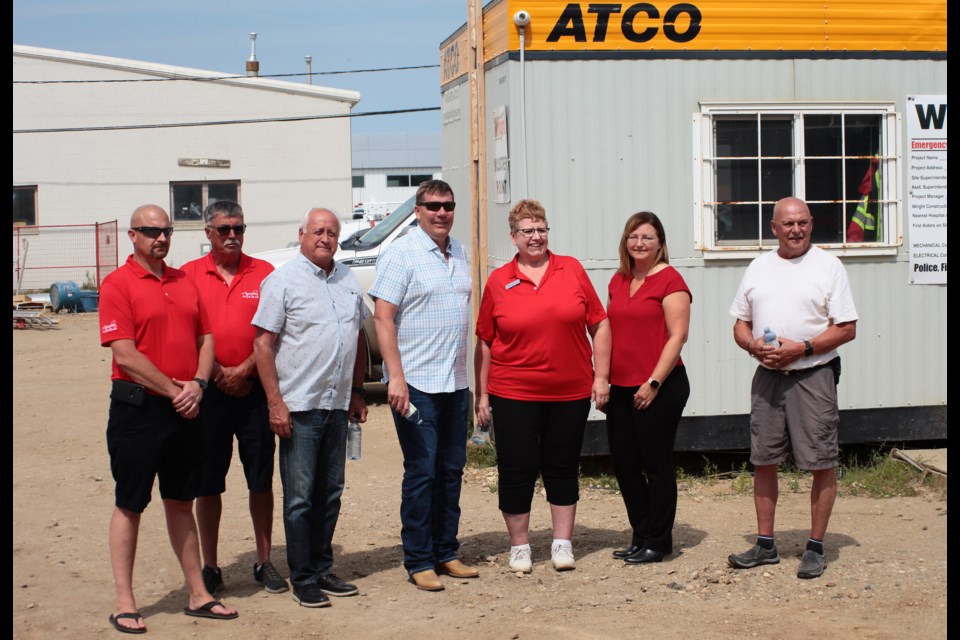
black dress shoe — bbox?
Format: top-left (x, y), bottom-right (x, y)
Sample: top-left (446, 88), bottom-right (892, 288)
top-left (612, 545), bottom-right (642, 559)
top-left (624, 547), bottom-right (666, 564)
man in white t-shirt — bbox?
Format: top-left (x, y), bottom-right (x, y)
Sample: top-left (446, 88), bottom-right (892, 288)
top-left (727, 197), bottom-right (858, 580)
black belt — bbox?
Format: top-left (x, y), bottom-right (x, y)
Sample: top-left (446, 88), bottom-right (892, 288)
top-left (766, 357), bottom-right (838, 377)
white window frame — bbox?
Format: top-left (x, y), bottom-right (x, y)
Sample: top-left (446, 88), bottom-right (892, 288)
top-left (693, 102), bottom-right (902, 259)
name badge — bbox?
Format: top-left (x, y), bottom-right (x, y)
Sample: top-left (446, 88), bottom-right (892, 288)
top-left (505, 278), bottom-right (521, 290)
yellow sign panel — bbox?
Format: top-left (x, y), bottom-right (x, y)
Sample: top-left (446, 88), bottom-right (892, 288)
top-left (500, 0), bottom-right (946, 53)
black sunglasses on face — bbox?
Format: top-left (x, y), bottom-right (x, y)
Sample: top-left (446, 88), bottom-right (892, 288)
top-left (132, 226), bottom-right (174, 239)
top-left (418, 201), bottom-right (456, 212)
top-left (208, 224), bottom-right (247, 237)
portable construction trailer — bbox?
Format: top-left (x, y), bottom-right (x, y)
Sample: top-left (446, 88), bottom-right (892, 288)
top-left (440, 0), bottom-right (946, 452)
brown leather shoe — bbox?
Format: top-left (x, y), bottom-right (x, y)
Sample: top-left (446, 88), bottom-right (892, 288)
top-left (437, 559), bottom-right (479, 579)
top-left (410, 569), bottom-right (445, 591)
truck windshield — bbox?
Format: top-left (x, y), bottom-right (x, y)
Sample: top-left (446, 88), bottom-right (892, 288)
top-left (348, 195), bottom-right (416, 249)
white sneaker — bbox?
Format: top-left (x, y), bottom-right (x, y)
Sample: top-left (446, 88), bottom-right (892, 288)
top-left (509, 545), bottom-right (532, 573)
top-left (551, 542), bottom-right (576, 571)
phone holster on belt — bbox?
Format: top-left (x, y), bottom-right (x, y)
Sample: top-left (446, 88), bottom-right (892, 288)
top-left (111, 379), bottom-right (146, 407)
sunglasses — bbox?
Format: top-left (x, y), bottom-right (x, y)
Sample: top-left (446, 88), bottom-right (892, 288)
top-left (132, 226), bottom-right (174, 239)
top-left (418, 201), bottom-right (456, 212)
top-left (208, 224), bottom-right (247, 237)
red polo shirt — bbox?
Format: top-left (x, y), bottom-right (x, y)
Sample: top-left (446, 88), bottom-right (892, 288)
top-left (99, 255), bottom-right (211, 383)
top-left (607, 267), bottom-right (691, 386)
top-left (476, 252), bottom-right (607, 401)
top-left (180, 252), bottom-right (274, 368)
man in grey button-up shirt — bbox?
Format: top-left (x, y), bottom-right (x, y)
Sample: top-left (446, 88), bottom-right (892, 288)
top-left (252, 208), bottom-right (368, 608)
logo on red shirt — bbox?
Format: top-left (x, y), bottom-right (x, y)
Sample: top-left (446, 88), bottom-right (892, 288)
top-left (102, 320), bottom-right (118, 333)
top-left (241, 290), bottom-right (260, 299)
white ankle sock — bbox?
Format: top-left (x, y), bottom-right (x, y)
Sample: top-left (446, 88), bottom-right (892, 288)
top-left (511, 543), bottom-right (531, 552)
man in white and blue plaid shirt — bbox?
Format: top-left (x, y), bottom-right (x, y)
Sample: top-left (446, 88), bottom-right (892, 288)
top-left (369, 179), bottom-right (477, 592)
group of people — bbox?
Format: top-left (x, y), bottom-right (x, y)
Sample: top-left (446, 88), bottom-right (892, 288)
top-left (99, 180), bottom-right (857, 634)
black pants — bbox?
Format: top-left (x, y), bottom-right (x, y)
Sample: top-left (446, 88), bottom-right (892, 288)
top-left (488, 395), bottom-right (590, 514)
top-left (605, 366), bottom-right (689, 554)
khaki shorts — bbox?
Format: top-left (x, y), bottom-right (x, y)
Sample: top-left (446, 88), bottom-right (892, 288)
top-left (749, 364), bottom-right (839, 471)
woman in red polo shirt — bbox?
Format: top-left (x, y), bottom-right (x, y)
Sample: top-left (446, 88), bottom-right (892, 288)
top-left (605, 211), bottom-right (691, 564)
top-left (474, 199), bottom-right (610, 574)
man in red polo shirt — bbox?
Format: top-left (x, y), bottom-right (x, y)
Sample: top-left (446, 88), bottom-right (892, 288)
top-left (99, 204), bottom-right (237, 634)
top-left (181, 201), bottom-right (287, 596)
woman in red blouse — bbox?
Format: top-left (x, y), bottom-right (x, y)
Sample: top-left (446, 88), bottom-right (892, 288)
top-left (475, 199), bottom-right (610, 574)
top-left (605, 211), bottom-right (691, 564)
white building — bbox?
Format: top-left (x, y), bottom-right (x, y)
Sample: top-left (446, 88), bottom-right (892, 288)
top-left (441, 0), bottom-right (947, 450)
top-left (13, 44), bottom-right (359, 268)
top-left (351, 132), bottom-right (441, 212)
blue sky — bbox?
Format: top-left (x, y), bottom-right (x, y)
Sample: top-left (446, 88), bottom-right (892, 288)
top-left (12, 1), bottom-right (467, 134)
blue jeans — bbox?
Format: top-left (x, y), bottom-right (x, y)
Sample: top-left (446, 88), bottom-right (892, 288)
top-left (279, 408), bottom-right (347, 587)
top-left (392, 386), bottom-right (469, 574)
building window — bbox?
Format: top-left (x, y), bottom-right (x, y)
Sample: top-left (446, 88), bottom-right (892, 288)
top-left (385, 173), bottom-right (434, 188)
top-left (352, 175), bottom-right (365, 188)
top-left (695, 103), bottom-right (900, 255)
top-left (13, 186), bottom-right (37, 226)
top-left (170, 181), bottom-right (240, 223)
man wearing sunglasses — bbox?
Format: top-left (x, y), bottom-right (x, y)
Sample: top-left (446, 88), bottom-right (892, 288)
top-left (181, 201), bottom-right (288, 597)
top-left (99, 205), bottom-right (237, 633)
top-left (369, 179), bottom-right (476, 591)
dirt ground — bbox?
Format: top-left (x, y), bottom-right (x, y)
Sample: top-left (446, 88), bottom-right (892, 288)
top-left (13, 313), bottom-right (947, 639)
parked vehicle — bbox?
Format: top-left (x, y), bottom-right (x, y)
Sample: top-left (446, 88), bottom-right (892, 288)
top-left (252, 195), bottom-right (419, 379)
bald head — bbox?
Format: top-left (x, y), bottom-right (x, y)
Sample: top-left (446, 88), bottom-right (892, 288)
top-left (771, 197), bottom-right (813, 259)
top-left (128, 204), bottom-right (172, 265)
top-left (131, 204), bottom-right (169, 228)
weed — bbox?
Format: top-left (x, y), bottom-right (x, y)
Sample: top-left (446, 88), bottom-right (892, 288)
top-left (466, 443), bottom-right (497, 469)
top-left (81, 270), bottom-right (97, 290)
top-left (582, 473), bottom-right (620, 493)
top-left (731, 463), bottom-right (753, 494)
top-left (702, 456), bottom-right (719, 486)
top-left (838, 449), bottom-right (941, 498)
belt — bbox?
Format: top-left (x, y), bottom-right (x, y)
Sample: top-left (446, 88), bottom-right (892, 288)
top-left (766, 361), bottom-right (833, 377)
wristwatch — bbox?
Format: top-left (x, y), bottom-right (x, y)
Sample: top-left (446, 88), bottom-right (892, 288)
top-left (647, 378), bottom-right (661, 390)
top-left (803, 340), bottom-right (814, 357)
top-left (351, 386), bottom-right (366, 398)
top-left (193, 377), bottom-right (208, 390)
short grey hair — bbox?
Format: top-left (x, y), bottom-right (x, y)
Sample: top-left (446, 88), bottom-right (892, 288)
top-left (202, 200), bottom-right (243, 225)
top-left (300, 207), bottom-right (340, 234)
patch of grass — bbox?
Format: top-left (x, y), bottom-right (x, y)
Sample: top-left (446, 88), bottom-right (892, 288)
top-left (731, 463), bottom-right (753, 494)
top-left (466, 443), bottom-right (497, 469)
top-left (581, 472), bottom-right (620, 493)
top-left (838, 449), bottom-right (943, 498)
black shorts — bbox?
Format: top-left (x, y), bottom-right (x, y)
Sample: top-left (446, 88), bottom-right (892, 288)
top-left (106, 395), bottom-right (202, 513)
top-left (197, 381), bottom-right (275, 496)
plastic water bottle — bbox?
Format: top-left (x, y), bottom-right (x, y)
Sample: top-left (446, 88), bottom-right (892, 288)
top-left (404, 402), bottom-right (422, 425)
top-left (347, 419), bottom-right (362, 461)
top-left (470, 414), bottom-right (492, 446)
top-left (762, 326), bottom-right (780, 349)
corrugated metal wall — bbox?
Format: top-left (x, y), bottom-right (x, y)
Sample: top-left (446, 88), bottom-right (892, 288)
top-left (442, 55), bottom-right (946, 417)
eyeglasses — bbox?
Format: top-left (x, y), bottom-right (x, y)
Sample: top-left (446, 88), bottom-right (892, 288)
top-left (515, 227), bottom-right (549, 238)
top-left (208, 224), bottom-right (247, 237)
top-left (418, 201), bottom-right (456, 212)
top-left (132, 226), bottom-right (174, 239)
top-left (626, 234), bottom-right (658, 245)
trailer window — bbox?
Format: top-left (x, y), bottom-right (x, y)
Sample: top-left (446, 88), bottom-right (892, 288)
top-left (695, 104), bottom-right (900, 256)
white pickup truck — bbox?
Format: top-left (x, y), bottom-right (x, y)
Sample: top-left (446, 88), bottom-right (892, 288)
top-left (252, 195), bottom-right (418, 380)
